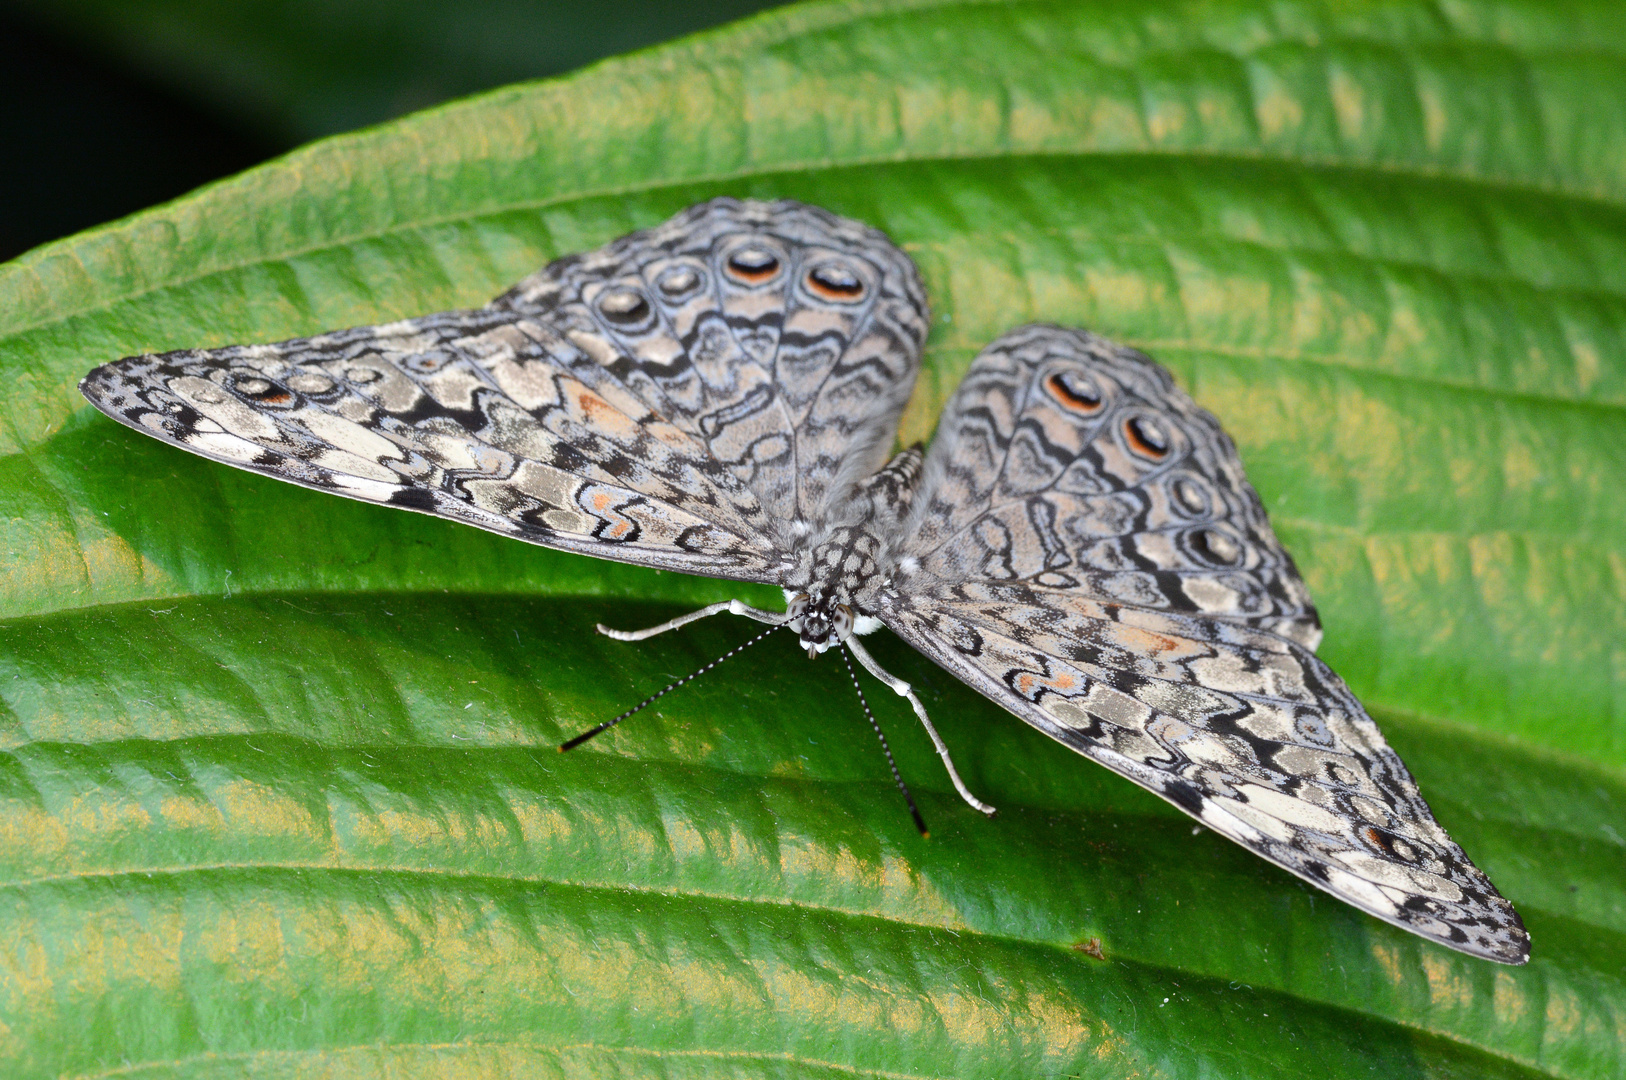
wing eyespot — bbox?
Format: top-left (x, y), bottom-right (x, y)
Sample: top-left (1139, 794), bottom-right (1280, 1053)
top-left (1044, 370), bottom-right (1103, 414)
top-left (1294, 713), bottom-right (1337, 751)
top-left (805, 261), bottom-right (866, 302)
top-left (1123, 415), bottom-right (1171, 460)
top-left (1170, 476), bottom-right (1211, 517)
top-left (724, 246), bottom-right (782, 285)
top-left (1191, 528), bottom-right (1241, 565)
top-left (183, 385), bottom-right (224, 405)
top-left (655, 264), bottom-right (704, 299)
top-left (1362, 826), bottom-right (1419, 864)
top-left (286, 372), bottom-right (336, 395)
top-left (403, 353), bottom-right (451, 374)
top-left (598, 288), bottom-right (653, 326)
top-left (232, 375), bottom-right (293, 406)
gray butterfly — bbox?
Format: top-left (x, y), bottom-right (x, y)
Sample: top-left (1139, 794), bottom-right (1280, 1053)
top-left (79, 198), bottom-right (1529, 964)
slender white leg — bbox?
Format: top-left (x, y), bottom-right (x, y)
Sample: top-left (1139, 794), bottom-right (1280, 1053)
top-left (846, 637), bottom-right (997, 817)
top-left (597, 599), bottom-right (788, 641)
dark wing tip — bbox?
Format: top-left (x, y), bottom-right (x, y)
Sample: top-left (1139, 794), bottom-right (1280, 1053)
top-left (1459, 929), bottom-right (1530, 966)
top-left (79, 362), bottom-right (114, 399)
top-left (79, 360), bottom-right (137, 416)
top-left (1479, 905), bottom-right (1532, 966)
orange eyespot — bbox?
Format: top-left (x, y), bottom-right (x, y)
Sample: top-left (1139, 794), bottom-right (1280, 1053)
top-left (233, 376), bottom-right (292, 405)
top-left (725, 247), bottom-right (781, 284)
top-left (1123, 415), bottom-right (1170, 459)
top-left (806, 262), bottom-right (865, 301)
top-left (1045, 371), bottom-right (1102, 414)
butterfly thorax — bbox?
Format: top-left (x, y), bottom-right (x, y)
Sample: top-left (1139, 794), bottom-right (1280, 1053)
top-left (783, 446), bottom-right (923, 658)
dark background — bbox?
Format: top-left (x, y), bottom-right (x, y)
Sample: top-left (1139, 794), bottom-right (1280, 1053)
top-left (1, 0), bottom-right (784, 262)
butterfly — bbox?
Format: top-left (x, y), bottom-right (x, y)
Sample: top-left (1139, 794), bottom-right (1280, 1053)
top-left (79, 197), bottom-right (1529, 964)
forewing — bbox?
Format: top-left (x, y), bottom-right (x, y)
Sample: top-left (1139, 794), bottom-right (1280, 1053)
top-left (80, 306), bottom-right (788, 582)
top-left (498, 199), bottom-right (930, 536)
top-left (903, 324), bottom-right (1320, 648)
top-left (884, 584), bottom-right (1528, 963)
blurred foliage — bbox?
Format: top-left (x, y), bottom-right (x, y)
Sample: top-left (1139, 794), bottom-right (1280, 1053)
top-left (2, 0), bottom-right (1624, 1076)
top-left (1, 0), bottom-right (784, 258)
top-left (6, 0), bottom-right (787, 141)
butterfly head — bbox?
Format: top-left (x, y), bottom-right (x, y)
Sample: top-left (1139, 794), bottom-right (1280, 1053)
top-left (784, 592), bottom-right (856, 660)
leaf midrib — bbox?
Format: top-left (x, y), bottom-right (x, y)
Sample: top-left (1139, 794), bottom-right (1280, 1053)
top-left (63, 1035), bottom-right (952, 1080)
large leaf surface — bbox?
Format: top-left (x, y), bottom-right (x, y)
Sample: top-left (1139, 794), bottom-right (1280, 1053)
top-left (2, 0), bottom-right (1624, 1076)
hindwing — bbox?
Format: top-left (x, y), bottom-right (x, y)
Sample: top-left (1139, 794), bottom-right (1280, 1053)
top-left (881, 326), bottom-right (1528, 963)
top-left (902, 324), bottom-right (1320, 648)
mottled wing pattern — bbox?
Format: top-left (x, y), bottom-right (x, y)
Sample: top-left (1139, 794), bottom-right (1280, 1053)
top-left (79, 198), bottom-right (928, 582)
top-left (80, 200), bottom-right (1522, 961)
top-left (882, 326), bottom-right (1527, 963)
top-left (80, 307), bottom-right (786, 580)
top-left (901, 324), bottom-right (1319, 647)
top-left (498, 199), bottom-right (930, 536)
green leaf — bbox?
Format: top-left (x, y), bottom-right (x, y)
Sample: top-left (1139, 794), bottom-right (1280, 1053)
top-left (2, 0), bottom-right (1623, 1076)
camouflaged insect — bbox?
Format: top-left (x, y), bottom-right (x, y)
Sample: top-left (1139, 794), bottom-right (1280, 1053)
top-left (80, 198), bottom-right (1529, 964)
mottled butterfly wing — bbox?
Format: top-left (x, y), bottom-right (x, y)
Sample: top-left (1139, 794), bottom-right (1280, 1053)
top-left (80, 307), bottom-right (787, 579)
top-left (80, 198), bottom-right (929, 582)
top-left (881, 326), bottom-right (1528, 963)
top-left (497, 199), bottom-right (930, 533)
top-left (80, 199), bottom-right (1524, 962)
top-left (900, 324), bottom-right (1320, 647)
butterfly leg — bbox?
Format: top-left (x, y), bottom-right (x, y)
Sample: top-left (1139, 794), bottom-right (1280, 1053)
top-left (597, 599), bottom-right (788, 641)
top-left (845, 637), bottom-right (998, 817)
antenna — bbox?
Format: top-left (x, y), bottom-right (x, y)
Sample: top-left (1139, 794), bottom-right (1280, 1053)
top-left (841, 643), bottom-right (929, 838)
top-left (559, 624), bottom-right (779, 752)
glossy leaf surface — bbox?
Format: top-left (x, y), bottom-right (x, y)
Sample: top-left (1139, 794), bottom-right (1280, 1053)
top-left (1, 1), bottom-right (1623, 1076)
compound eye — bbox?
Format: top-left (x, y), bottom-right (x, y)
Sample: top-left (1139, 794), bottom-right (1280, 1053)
top-left (725, 246), bottom-right (782, 285)
top-left (1045, 370), bottom-right (1103, 414)
top-left (805, 262), bottom-right (865, 302)
top-left (832, 604), bottom-right (855, 638)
